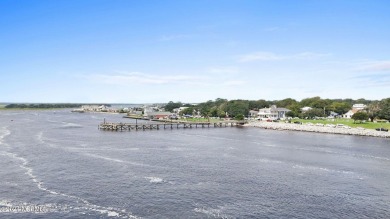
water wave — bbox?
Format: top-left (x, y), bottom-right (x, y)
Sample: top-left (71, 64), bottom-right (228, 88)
top-left (144, 177), bottom-right (164, 183)
top-left (82, 153), bottom-right (150, 167)
top-left (0, 126), bottom-right (11, 145)
top-left (292, 164), bottom-right (355, 175)
top-left (0, 151), bottom-right (139, 218)
top-left (194, 205), bottom-right (230, 218)
top-left (60, 122), bottom-right (83, 129)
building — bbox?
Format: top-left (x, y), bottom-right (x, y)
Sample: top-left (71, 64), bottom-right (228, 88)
top-left (301, 106), bottom-right (313, 112)
top-left (249, 110), bottom-right (259, 118)
top-left (343, 109), bottom-right (359, 119)
top-left (343, 104), bottom-right (367, 118)
top-left (173, 107), bottom-right (189, 114)
top-left (352, 104), bottom-right (367, 111)
top-left (144, 111), bottom-right (173, 119)
top-left (258, 105), bottom-right (290, 119)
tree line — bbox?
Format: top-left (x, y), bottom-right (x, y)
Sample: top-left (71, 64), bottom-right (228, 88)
top-left (164, 97), bottom-right (390, 121)
top-left (4, 103), bottom-right (83, 109)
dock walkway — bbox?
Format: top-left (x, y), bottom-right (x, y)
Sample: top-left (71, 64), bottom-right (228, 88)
top-left (99, 121), bottom-right (244, 131)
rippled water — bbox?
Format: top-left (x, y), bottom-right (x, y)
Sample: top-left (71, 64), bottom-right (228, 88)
top-left (1, 110), bottom-right (390, 218)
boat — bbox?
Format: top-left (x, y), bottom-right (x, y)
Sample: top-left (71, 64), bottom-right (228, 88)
top-left (375, 128), bottom-right (388, 132)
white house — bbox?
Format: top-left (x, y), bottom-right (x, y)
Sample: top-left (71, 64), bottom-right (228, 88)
top-left (301, 106), bottom-right (312, 112)
top-left (343, 109), bottom-right (359, 118)
top-left (258, 105), bottom-right (290, 119)
top-left (343, 104), bottom-right (367, 118)
top-left (352, 104), bottom-right (366, 111)
top-left (173, 107), bottom-right (189, 114)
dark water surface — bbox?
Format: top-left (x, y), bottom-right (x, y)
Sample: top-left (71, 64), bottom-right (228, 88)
top-left (1, 110), bottom-right (389, 218)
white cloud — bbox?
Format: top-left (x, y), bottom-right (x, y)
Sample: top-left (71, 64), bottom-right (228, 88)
top-left (85, 71), bottom-right (249, 90)
top-left (355, 60), bottom-right (390, 72)
top-left (293, 52), bottom-right (331, 60)
top-left (207, 66), bottom-right (239, 74)
top-left (222, 80), bottom-right (246, 86)
top-left (263, 26), bottom-right (286, 32)
top-left (238, 51), bottom-right (330, 62)
top-left (87, 72), bottom-right (207, 85)
top-left (239, 52), bottom-right (282, 62)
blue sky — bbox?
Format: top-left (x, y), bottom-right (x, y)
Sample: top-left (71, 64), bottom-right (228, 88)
top-left (1, 0), bottom-right (389, 103)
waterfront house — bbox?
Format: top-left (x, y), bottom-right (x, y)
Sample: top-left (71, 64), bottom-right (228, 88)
top-left (301, 106), bottom-right (313, 112)
top-left (343, 109), bottom-right (359, 118)
top-left (249, 110), bottom-right (259, 119)
top-left (144, 111), bottom-right (174, 120)
top-left (173, 107), bottom-right (189, 114)
top-left (352, 104), bottom-right (367, 111)
top-left (258, 105), bottom-right (290, 120)
top-left (343, 104), bottom-right (367, 118)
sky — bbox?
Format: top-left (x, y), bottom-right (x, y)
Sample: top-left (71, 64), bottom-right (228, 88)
top-left (1, 0), bottom-right (390, 103)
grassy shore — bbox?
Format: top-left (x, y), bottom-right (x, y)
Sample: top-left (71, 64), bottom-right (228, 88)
top-left (291, 118), bottom-right (390, 130)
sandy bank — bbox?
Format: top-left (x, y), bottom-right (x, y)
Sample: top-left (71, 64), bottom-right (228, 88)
top-left (245, 121), bottom-right (390, 138)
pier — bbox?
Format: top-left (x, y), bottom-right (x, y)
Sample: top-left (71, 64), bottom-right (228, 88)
top-left (99, 121), bottom-right (245, 131)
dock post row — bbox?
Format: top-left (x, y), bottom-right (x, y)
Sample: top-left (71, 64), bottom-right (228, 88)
top-left (98, 121), bottom-right (245, 131)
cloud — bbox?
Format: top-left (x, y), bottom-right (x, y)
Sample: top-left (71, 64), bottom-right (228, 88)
top-left (87, 72), bottom-right (207, 85)
top-left (238, 51), bottom-right (330, 62)
top-left (355, 60), bottom-right (390, 72)
top-left (85, 71), bottom-right (249, 89)
top-left (239, 52), bottom-right (282, 62)
top-left (222, 80), bottom-right (246, 86)
top-left (263, 26), bottom-right (286, 32)
top-left (207, 66), bottom-right (239, 74)
top-left (350, 73), bottom-right (390, 88)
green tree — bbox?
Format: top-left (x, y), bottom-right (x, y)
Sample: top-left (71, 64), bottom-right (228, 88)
top-left (225, 100), bottom-right (249, 118)
top-left (248, 99), bottom-right (269, 110)
top-left (286, 111), bottom-right (297, 118)
top-left (330, 102), bottom-right (351, 115)
top-left (302, 108), bottom-right (325, 119)
top-left (180, 107), bottom-right (193, 116)
top-left (366, 101), bottom-right (380, 122)
top-left (276, 98), bottom-right (297, 108)
top-left (378, 98), bottom-right (390, 120)
top-left (164, 101), bottom-right (182, 112)
top-left (351, 111), bottom-right (368, 123)
top-left (234, 114), bottom-right (245, 120)
top-left (300, 96), bottom-right (321, 107)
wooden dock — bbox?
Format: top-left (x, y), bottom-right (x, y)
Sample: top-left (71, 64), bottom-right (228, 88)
top-left (99, 121), bottom-right (245, 131)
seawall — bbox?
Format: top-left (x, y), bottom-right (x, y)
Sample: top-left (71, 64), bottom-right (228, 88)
top-left (246, 121), bottom-right (390, 138)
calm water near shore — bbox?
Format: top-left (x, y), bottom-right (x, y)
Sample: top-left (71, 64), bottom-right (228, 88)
top-left (1, 110), bottom-right (390, 218)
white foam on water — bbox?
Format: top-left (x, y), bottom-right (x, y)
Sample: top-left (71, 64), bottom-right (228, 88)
top-left (82, 153), bottom-right (150, 168)
top-left (194, 206), bottom-right (229, 218)
top-left (357, 154), bottom-right (390, 162)
top-left (36, 132), bottom-right (45, 144)
top-left (0, 126), bottom-right (11, 146)
top-left (61, 122), bottom-right (83, 128)
top-left (144, 177), bottom-right (164, 183)
top-left (257, 158), bottom-right (283, 164)
top-left (67, 147), bottom-right (140, 152)
top-left (0, 151), bottom-right (139, 218)
top-left (292, 164), bottom-right (355, 175)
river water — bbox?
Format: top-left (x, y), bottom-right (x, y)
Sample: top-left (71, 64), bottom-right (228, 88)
top-left (0, 110), bottom-right (389, 218)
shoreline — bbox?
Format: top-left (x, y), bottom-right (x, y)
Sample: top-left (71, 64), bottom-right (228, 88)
top-left (245, 121), bottom-right (390, 138)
